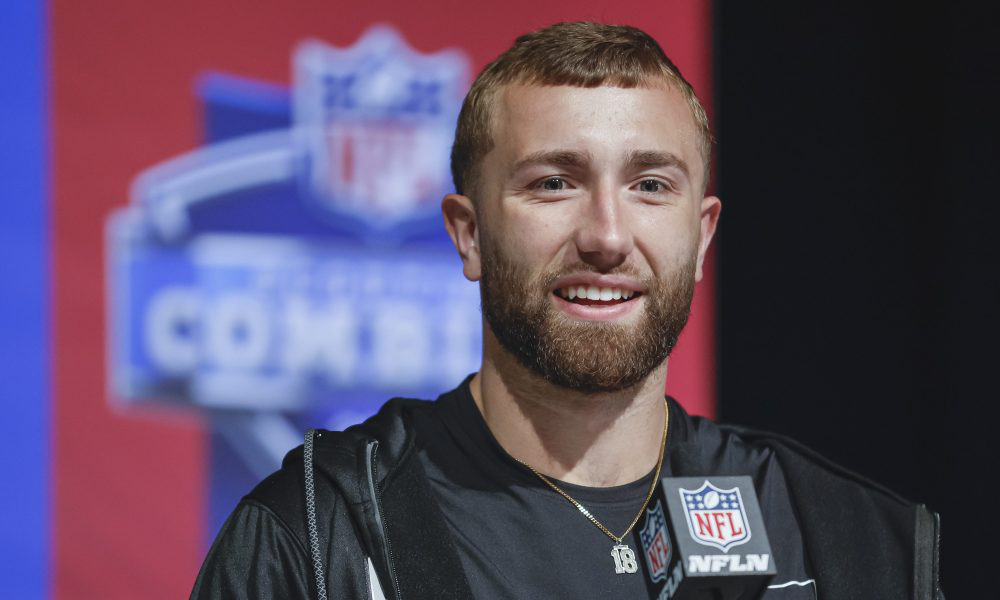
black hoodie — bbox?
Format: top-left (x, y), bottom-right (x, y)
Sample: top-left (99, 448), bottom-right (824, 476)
top-left (192, 390), bottom-right (943, 599)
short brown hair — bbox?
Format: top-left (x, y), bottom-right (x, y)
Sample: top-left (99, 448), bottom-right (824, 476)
top-left (450, 22), bottom-right (713, 198)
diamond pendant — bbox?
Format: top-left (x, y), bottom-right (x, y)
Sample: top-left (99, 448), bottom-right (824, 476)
top-left (611, 544), bottom-right (638, 574)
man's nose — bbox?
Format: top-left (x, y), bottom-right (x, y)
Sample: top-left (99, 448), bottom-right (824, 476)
top-left (574, 185), bottom-right (634, 271)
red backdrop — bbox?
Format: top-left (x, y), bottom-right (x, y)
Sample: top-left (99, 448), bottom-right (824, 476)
top-left (52, 1), bottom-right (712, 597)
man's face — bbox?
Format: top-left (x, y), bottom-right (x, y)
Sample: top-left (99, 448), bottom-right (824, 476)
top-left (449, 83), bottom-right (719, 393)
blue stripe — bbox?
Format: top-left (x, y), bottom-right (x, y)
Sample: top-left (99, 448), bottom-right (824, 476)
top-left (0, 0), bottom-right (51, 598)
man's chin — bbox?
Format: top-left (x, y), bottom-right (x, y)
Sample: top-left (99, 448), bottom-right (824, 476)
top-left (495, 316), bottom-right (663, 393)
top-left (531, 361), bottom-right (656, 395)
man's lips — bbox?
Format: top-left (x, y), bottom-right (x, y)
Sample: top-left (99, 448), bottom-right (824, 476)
top-left (547, 273), bottom-right (647, 319)
top-left (550, 274), bottom-right (646, 302)
top-left (553, 284), bottom-right (641, 303)
top-left (566, 295), bottom-right (639, 306)
top-left (551, 290), bottom-right (643, 320)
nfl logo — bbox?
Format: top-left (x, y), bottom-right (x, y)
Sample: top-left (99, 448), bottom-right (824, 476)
top-left (639, 500), bottom-right (672, 582)
top-left (293, 26), bottom-right (469, 228)
top-left (679, 480), bottom-right (752, 552)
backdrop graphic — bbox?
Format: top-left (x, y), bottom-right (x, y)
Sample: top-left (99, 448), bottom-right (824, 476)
top-left (8, 1), bottom-right (713, 597)
top-left (107, 27), bottom-right (486, 533)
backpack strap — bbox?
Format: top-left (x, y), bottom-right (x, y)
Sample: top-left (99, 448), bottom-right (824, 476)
top-left (913, 504), bottom-right (944, 599)
top-left (304, 429), bottom-right (329, 600)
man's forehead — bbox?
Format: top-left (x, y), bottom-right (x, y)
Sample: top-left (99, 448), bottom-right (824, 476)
top-left (500, 80), bottom-right (691, 113)
top-left (489, 83), bottom-right (703, 181)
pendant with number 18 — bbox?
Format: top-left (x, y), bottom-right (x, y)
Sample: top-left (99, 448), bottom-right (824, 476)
top-left (611, 544), bottom-right (638, 574)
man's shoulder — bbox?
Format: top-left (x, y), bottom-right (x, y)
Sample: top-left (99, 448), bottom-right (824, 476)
top-left (193, 396), bottom-right (445, 599)
top-left (676, 406), bottom-right (942, 597)
top-left (720, 419), bottom-right (917, 509)
top-left (244, 395), bottom-right (435, 522)
top-left (673, 400), bottom-right (916, 509)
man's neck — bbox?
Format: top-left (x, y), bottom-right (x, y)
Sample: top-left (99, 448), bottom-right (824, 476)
top-left (470, 331), bottom-right (669, 488)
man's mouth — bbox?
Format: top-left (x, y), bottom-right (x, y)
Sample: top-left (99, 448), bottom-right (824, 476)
top-left (554, 286), bottom-right (642, 306)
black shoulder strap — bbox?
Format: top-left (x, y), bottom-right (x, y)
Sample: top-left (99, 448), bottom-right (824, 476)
top-left (913, 504), bottom-right (944, 599)
top-left (377, 443), bottom-right (475, 599)
top-left (304, 429), bottom-right (329, 600)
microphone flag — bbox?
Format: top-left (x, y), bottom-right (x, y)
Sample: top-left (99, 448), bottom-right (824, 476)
top-left (635, 476), bottom-right (777, 599)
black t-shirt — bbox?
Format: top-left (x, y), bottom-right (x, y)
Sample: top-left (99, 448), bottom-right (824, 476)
top-left (411, 379), bottom-right (817, 599)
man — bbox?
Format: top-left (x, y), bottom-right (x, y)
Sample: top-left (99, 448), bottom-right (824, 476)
top-left (192, 22), bottom-right (942, 599)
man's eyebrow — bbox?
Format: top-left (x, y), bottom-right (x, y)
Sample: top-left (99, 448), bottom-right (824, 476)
top-left (509, 150), bottom-right (592, 175)
top-left (627, 150), bottom-right (690, 180)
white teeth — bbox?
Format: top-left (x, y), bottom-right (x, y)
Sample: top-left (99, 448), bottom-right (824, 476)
top-left (559, 285), bottom-right (637, 301)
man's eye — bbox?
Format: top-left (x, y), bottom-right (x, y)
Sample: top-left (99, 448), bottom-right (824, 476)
top-left (638, 179), bottom-right (665, 193)
top-left (539, 177), bottom-right (567, 191)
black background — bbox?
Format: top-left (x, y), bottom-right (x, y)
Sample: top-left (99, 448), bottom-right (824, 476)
top-left (714, 1), bottom-right (997, 595)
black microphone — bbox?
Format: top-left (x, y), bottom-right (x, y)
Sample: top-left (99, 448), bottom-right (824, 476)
top-left (632, 444), bottom-right (776, 599)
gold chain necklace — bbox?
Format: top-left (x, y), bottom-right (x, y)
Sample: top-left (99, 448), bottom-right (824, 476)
top-left (513, 398), bottom-right (669, 575)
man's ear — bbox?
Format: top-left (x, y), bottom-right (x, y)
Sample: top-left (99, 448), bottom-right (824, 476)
top-left (442, 193), bottom-right (482, 281)
top-left (695, 195), bottom-right (722, 282)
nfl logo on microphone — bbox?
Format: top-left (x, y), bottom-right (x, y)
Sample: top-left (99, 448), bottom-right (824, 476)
top-left (680, 481), bottom-right (751, 552)
top-left (639, 500), bottom-right (673, 582)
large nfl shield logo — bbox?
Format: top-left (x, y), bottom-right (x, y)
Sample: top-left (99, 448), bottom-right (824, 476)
top-left (639, 500), bottom-right (672, 582)
top-left (294, 27), bottom-right (469, 228)
top-left (106, 25), bottom-right (483, 526)
top-left (679, 481), bottom-right (752, 552)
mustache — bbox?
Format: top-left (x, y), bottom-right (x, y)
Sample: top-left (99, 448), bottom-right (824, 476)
top-left (537, 262), bottom-right (650, 289)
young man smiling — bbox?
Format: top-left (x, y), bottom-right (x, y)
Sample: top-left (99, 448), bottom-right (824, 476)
top-left (193, 22), bottom-right (943, 600)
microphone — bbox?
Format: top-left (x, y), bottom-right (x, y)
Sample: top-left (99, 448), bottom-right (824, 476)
top-left (633, 444), bottom-right (776, 599)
